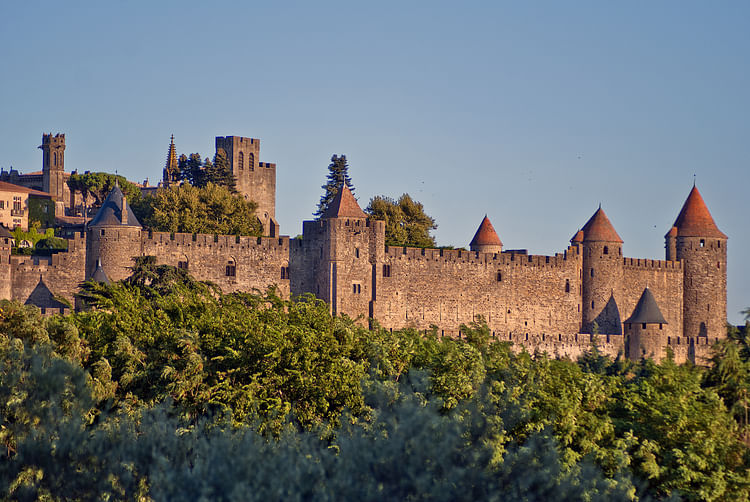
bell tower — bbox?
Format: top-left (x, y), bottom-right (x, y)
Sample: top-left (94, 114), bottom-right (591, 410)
top-left (40, 133), bottom-right (66, 201)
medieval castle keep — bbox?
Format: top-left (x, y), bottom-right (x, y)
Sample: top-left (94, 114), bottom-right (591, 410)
top-left (0, 134), bottom-right (729, 364)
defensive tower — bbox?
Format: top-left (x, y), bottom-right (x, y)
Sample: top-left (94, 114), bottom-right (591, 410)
top-left (578, 207), bottom-right (624, 334)
top-left (215, 136), bottom-right (277, 236)
top-left (469, 216), bottom-right (503, 254)
top-left (625, 287), bottom-right (668, 361)
top-left (667, 185), bottom-right (727, 339)
top-left (86, 185), bottom-right (143, 282)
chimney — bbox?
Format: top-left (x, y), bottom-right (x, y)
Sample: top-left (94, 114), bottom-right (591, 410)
top-left (121, 196), bottom-right (128, 225)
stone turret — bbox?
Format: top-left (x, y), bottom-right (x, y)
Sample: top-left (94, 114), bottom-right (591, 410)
top-left (469, 216), bottom-right (503, 254)
top-left (579, 206), bottom-right (624, 334)
top-left (625, 287), bottom-right (668, 361)
top-left (668, 185), bottom-right (727, 339)
top-left (86, 185), bottom-right (143, 282)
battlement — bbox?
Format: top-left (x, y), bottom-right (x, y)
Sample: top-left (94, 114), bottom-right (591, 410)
top-left (144, 230), bottom-right (289, 253)
top-left (495, 331), bottom-right (625, 360)
top-left (41, 133), bottom-right (65, 146)
top-left (623, 257), bottom-right (682, 271)
top-left (259, 162), bottom-right (276, 169)
top-left (383, 244), bottom-right (578, 269)
top-left (216, 136), bottom-right (259, 146)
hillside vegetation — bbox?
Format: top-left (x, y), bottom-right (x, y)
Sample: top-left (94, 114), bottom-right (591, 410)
top-left (1, 259), bottom-right (749, 501)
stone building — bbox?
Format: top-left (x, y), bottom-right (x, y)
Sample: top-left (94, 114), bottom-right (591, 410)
top-left (2, 134), bottom-right (729, 365)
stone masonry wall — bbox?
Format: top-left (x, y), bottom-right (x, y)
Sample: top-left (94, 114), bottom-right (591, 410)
top-left (374, 246), bottom-right (583, 338)
top-left (11, 234), bottom-right (86, 305)
top-left (142, 231), bottom-right (290, 298)
top-left (621, 258), bottom-right (684, 340)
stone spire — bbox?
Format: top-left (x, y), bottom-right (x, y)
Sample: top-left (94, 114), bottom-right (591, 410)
top-left (163, 135), bottom-right (179, 187)
top-left (469, 215), bottom-right (503, 254)
top-left (668, 185), bottom-right (727, 238)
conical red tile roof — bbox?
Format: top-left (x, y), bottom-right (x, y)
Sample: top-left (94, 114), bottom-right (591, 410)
top-left (669, 186), bottom-right (727, 238)
top-left (580, 207), bottom-right (623, 243)
top-left (470, 216), bottom-right (503, 247)
top-left (321, 184), bottom-right (367, 219)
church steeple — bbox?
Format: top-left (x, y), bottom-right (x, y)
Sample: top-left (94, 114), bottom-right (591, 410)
top-left (163, 135), bottom-right (179, 187)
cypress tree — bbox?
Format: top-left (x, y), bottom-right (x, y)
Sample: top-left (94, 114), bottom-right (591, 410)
top-left (315, 154), bottom-right (354, 217)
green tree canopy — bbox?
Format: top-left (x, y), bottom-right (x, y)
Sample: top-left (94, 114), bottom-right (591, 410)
top-left (67, 172), bottom-right (142, 207)
top-left (366, 193), bottom-right (437, 247)
top-left (315, 154), bottom-right (354, 217)
top-left (132, 183), bottom-right (262, 236)
top-left (177, 151), bottom-right (237, 192)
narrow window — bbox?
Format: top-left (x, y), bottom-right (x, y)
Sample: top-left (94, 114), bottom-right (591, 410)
top-left (248, 153), bottom-right (255, 171)
top-left (355, 248), bottom-right (360, 258)
top-left (591, 300), bottom-right (595, 309)
top-left (101, 229), bottom-right (105, 236)
top-left (238, 152), bottom-right (244, 170)
top-left (382, 264), bottom-right (391, 277)
top-left (590, 268), bottom-right (594, 277)
top-left (659, 323), bottom-right (663, 330)
top-left (642, 323), bottom-right (646, 329)
top-left (603, 246), bottom-right (609, 255)
top-left (53, 152), bottom-right (57, 166)
top-left (565, 279), bottom-right (570, 293)
top-left (178, 261), bottom-right (189, 270)
top-left (700, 239), bottom-right (705, 247)
top-left (281, 267), bottom-right (289, 279)
top-left (225, 261), bottom-right (236, 277)
top-left (496, 271), bottom-right (502, 282)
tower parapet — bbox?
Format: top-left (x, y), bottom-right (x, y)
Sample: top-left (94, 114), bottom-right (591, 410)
top-left (39, 133), bottom-right (66, 204)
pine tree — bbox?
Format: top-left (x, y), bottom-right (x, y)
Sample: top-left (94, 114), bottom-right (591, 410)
top-left (210, 150), bottom-right (238, 193)
top-left (315, 154), bottom-right (354, 217)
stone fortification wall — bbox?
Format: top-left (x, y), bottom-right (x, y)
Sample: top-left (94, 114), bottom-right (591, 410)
top-left (621, 258), bottom-right (683, 340)
top-left (374, 246), bottom-right (583, 337)
top-left (499, 332), bottom-right (624, 360)
top-left (142, 231), bottom-right (290, 297)
top-left (11, 234), bottom-right (86, 305)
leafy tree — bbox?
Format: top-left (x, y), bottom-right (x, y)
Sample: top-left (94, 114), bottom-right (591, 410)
top-left (178, 153), bottom-right (205, 187)
top-left (133, 183), bottom-right (262, 236)
top-left (66, 172), bottom-right (142, 214)
top-left (315, 154), bottom-right (354, 217)
top-left (366, 194), bottom-right (437, 247)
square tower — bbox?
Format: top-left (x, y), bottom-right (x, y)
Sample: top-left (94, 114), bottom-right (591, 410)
top-left (215, 136), bottom-right (277, 236)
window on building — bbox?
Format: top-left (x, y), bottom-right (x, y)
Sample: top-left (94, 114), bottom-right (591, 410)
top-left (225, 260), bottom-right (236, 277)
top-left (352, 283), bottom-right (361, 294)
top-left (178, 261), bottom-right (189, 270)
top-left (565, 279), bottom-right (570, 293)
top-left (642, 323), bottom-right (646, 329)
top-left (590, 268), bottom-right (594, 277)
top-left (603, 246), bottom-right (609, 255)
top-left (591, 300), bottom-right (595, 309)
top-left (281, 266), bottom-right (289, 279)
top-left (101, 229), bottom-right (106, 236)
top-left (700, 239), bottom-right (705, 247)
top-left (0, 201), bottom-right (4, 209)
top-left (355, 248), bottom-right (359, 258)
top-left (248, 153), bottom-right (254, 171)
top-left (382, 264), bottom-right (391, 277)
top-left (238, 152), bottom-right (244, 170)
top-left (496, 271), bottom-right (502, 282)
top-left (12, 197), bottom-right (21, 212)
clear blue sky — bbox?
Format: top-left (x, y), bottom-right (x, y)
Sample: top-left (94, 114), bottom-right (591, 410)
top-left (1, 1), bottom-right (748, 323)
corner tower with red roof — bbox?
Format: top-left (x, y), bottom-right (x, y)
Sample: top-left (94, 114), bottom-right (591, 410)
top-left (469, 216), bottom-right (503, 254)
top-left (578, 206), bottom-right (624, 334)
top-left (667, 185), bottom-right (727, 339)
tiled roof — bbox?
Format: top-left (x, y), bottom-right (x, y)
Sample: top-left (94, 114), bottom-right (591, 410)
top-left (669, 185), bottom-right (727, 239)
top-left (24, 277), bottom-right (68, 310)
top-left (625, 287), bottom-right (667, 325)
top-left (580, 207), bottom-right (623, 243)
top-left (470, 216), bottom-right (503, 247)
top-left (89, 185), bottom-right (142, 227)
top-left (321, 184), bottom-right (367, 219)
top-left (0, 180), bottom-right (53, 198)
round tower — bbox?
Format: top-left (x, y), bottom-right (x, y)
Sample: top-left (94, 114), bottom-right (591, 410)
top-left (469, 215), bottom-right (503, 254)
top-left (625, 287), bottom-right (668, 361)
top-left (668, 185), bottom-right (727, 339)
top-left (86, 185), bottom-right (143, 282)
top-left (579, 206), bottom-right (624, 334)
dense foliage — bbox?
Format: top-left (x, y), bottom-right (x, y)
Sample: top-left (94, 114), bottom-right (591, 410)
top-left (315, 154), bottom-right (354, 217)
top-left (366, 193), bottom-right (438, 248)
top-left (11, 224), bottom-right (67, 255)
top-left (67, 172), bottom-right (143, 208)
top-left (131, 183), bottom-right (262, 236)
top-left (1, 261), bottom-right (749, 500)
top-left (177, 151), bottom-right (237, 192)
